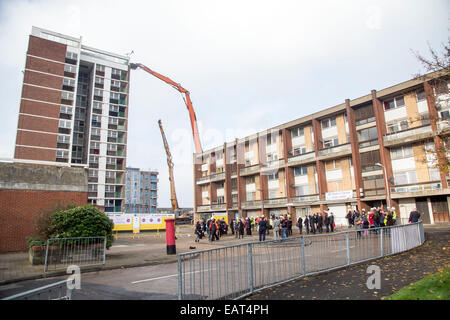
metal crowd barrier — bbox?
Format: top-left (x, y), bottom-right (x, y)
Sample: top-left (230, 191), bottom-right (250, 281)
top-left (177, 221), bottom-right (425, 300)
top-left (2, 279), bottom-right (73, 300)
top-left (44, 236), bottom-right (106, 272)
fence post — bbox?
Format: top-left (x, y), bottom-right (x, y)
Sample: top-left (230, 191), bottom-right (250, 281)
top-left (177, 254), bottom-right (182, 300)
top-left (44, 239), bottom-right (50, 273)
top-left (301, 236), bottom-right (306, 276)
top-left (103, 236), bottom-right (107, 265)
top-left (248, 243), bottom-right (253, 294)
top-left (346, 232), bottom-right (351, 265)
top-left (379, 227), bottom-right (384, 257)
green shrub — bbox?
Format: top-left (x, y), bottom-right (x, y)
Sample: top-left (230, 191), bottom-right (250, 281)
top-left (49, 206), bottom-right (114, 249)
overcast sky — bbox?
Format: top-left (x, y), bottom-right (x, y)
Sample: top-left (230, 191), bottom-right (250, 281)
top-left (0, 0), bottom-right (448, 208)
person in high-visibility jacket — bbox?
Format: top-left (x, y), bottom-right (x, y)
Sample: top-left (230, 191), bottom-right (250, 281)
top-left (391, 208), bottom-right (397, 225)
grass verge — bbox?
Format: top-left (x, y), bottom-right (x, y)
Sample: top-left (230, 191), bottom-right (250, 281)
top-left (383, 266), bottom-right (450, 300)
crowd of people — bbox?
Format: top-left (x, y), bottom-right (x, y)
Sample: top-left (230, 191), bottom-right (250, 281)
top-left (194, 206), bottom-right (421, 243)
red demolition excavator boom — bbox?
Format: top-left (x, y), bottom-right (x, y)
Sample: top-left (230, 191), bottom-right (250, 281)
top-left (129, 63), bottom-right (202, 154)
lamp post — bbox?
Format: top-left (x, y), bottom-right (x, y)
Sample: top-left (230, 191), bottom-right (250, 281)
top-left (375, 163), bottom-right (391, 208)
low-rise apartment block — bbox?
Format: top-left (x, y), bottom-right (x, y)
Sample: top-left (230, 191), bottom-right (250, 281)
top-left (194, 72), bottom-right (450, 226)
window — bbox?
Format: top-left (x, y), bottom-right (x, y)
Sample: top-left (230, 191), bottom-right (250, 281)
top-left (89, 170), bottom-right (98, 177)
top-left (246, 192), bottom-right (255, 201)
top-left (387, 120), bottom-right (409, 133)
top-left (89, 155), bottom-right (99, 163)
top-left (96, 64), bottom-right (105, 72)
top-left (357, 127), bottom-right (378, 142)
top-left (64, 64), bottom-right (76, 73)
top-left (107, 144), bottom-right (117, 151)
top-left (57, 135), bottom-right (70, 143)
top-left (295, 185), bottom-right (309, 196)
top-left (91, 128), bottom-right (101, 136)
top-left (246, 176), bottom-right (255, 184)
top-left (384, 96), bottom-right (405, 111)
top-left (394, 171), bottom-right (417, 185)
top-left (321, 117), bottom-right (336, 129)
top-left (267, 172), bottom-right (279, 180)
top-left (58, 119), bottom-right (71, 128)
top-left (56, 150), bottom-right (69, 158)
top-left (94, 89), bottom-right (103, 97)
top-left (291, 127), bottom-right (303, 138)
top-left (63, 78), bottom-right (75, 88)
top-left (65, 51), bottom-right (78, 60)
top-left (111, 80), bottom-right (120, 88)
top-left (268, 190), bottom-right (277, 199)
top-left (323, 138), bottom-right (339, 148)
top-left (294, 166), bottom-right (308, 176)
top-left (292, 147), bottom-right (306, 156)
top-left (109, 117), bottom-right (119, 125)
top-left (109, 105), bottom-right (119, 112)
top-left (440, 110), bottom-right (450, 119)
top-left (266, 153), bottom-right (278, 162)
top-left (61, 91), bottom-right (74, 101)
top-left (390, 145), bottom-right (414, 160)
top-left (416, 89), bottom-right (426, 102)
top-left (108, 130), bottom-right (118, 138)
top-left (60, 105), bottom-right (72, 115)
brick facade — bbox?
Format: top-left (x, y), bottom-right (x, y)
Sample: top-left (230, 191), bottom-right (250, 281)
top-left (0, 190), bottom-right (87, 252)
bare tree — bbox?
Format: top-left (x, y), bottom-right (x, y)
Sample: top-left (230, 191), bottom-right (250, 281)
top-left (411, 40), bottom-right (450, 176)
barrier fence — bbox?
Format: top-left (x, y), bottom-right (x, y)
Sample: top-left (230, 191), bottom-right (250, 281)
top-left (44, 236), bottom-right (106, 272)
top-left (2, 279), bottom-right (73, 300)
top-left (177, 221), bottom-right (425, 300)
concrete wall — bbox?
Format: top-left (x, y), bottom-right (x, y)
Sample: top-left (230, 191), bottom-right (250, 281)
top-left (0, 162), bottom-right (88, 252)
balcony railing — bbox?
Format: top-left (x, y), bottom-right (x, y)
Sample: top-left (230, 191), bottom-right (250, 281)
top-left (287, 151), bottom-right (315, 163)
top-left (383, 125), bottom-right (432, 143)
top-left (210, 172), bottom-right (226, 181)
top-left (261, 159), bottom-right (284, 170)
top-left (197, 205), bottom-right (211, 212)
top-left (239, 164), bottom-right (260, 175)
top-left (211, 203), bottom-right (226, 210)
top-left (291, 194), bottom-right (320, 202)
top-left (241, 200), bottom-right (260, 208)
top-left (263, 198), bottom-right (287, 206)
top-left (196, 176), bottom-right (211, 184)
top-left (391, 181), bottom-right (442, 194)
top-left (318, 143), bottom-right (351, 157)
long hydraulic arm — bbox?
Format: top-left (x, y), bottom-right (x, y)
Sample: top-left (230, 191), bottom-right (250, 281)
top-left (130, 63), bottom-right (203, 154)
top-left (158, 119), bottom-right (179, 211)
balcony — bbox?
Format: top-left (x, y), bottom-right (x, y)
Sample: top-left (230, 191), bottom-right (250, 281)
top-left (390, 181), bottom-right (444, 198)
top-left (263, 197), bottom-right (287, 207)
top-left (261, 159), bottom-right (285, 172)
top-left (241, 200), bottom-right (260, 209)
top-left (211, 203), bottom-right (226, 210)
top-left (210, 172), bottom-right (226, 182)
top-left (291, 194), bottom-right (320, 203)
top-left (197, 205), bottom-right (211, 212)
top-left (287, 151), bottom-right (315, 166)
top-left (196, 176), bottom-right (210, 185)
top-left (383, 125), bottom-right (433, 147)
top-left (317, 143), bottom-right (351, 160)
top-left (239, 164), bottom-right (260, 176)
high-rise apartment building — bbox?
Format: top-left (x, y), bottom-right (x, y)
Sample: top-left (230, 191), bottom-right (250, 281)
top-left (125, 167), bottom-right (159, 213)
top-left (14, 26), bottom-right (130, 213)
top-left (193, 72), bottom-right (450, 225)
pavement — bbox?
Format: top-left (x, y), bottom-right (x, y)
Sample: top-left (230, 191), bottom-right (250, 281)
top-left (0, 224), bottom-right (265, 285)
top-left (1, 223), bottom-right (449, 301)
top-left (245, 223), bottom-right (450, 300)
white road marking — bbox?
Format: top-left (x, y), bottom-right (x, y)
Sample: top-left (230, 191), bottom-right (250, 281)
top-left (131, 268), bottom-right (216, 284)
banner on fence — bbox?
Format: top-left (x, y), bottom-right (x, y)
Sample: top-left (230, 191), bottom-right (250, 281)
top-left (109, 214), bottom-right (175, 232)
